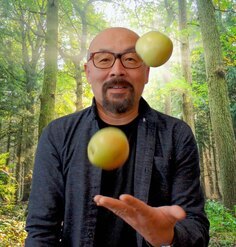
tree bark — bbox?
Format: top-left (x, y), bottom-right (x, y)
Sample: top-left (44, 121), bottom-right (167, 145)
top-left (199, 145), bottom-right (206, 196)
top-left (6, 117), bottom-right (12, 166)
top-left (208, 119), bottom-right (222, 200)
top-left (203, 147), bottom-right (214, 197)
top-left (197, 0), bottom-right (236, 209)
top-left (74, 65), bottom-right (83, 111)
top-left (15, 118), bottom-right (24, 203)
top-left (178, 0), bottom-right (195, 133)
top-left (38, 0), bottom-right (59, 137)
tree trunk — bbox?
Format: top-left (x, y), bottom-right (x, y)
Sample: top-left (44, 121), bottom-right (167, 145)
top-left (6, 117), bottom-right (12, 166)
top-left (15, 118), bottom-right (24, 203)
top-left (161, 71), bottom-right (172, 116)
top-left (199, 145), bottom-right (206, 196)
top-left (74, 64), bottom-right (83, 111)
top-left (203, 147), bottom-right (214, 198)
top-left (197, 0), bottom-right (236, 209)
top-left (72, 3), bottom-right (88, 112)
top-left (162, 1), bottom-right (175, 117)
top-left (208, 118), bottom-right (222, 200)
top-left (164, 95), bottom-right (172, 116)
top-left (178, 0), bottom-right (195, 133)
top-left (38, 0), bottom-right (59, 137)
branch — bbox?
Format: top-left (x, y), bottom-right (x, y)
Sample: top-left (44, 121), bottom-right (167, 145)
top-left (20, 18), bottom-right (45, 38)
top-left (2, 65), bottom-right (26, 84)
top-left (214, 7), bottom-right (236, 14)
top-left (14, 7), bottom-right (46, 16)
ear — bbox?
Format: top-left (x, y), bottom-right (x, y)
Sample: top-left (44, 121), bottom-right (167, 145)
top-left (84, 63), bottom-right (90, 83)
top-left (84, 63), bottom-right (88, 75)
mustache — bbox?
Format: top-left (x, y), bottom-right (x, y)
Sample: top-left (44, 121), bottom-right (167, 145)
top-left (103, 77), bottom-right (133, 91)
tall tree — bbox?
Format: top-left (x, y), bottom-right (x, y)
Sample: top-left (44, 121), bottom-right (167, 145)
top-left (59, 0), bottom-right (107, 112)
top-left (17, 0), bottom-right (46, 201)
top-left (59, 0), bottom-right (89, 112)
top-left (196, 0), bottom-right (236, 209)
top-left (0, 0), bottom-right (46, 201)
top-left (38, 0), bottom-right (59, 137)
top-left (177, 0), bottom-right (195, 133)
top-left (163, 1), bottom-right (174, 117)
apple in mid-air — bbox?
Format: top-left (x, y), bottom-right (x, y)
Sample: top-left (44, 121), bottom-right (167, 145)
top-left (87, 127), bottom-right (129, 170)
top-left (135, 31), bottom-right (173, 67)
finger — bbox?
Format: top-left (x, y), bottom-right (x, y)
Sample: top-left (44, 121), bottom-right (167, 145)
top-left (119, 194), bottom-right (145, 205)
top-left (93, 195), bottom-right (103, 206)
top-left (119, 194), bottom-right (154, 219)
top-left (93, 195), bottom-right (134, 218)
top-left (119, 194), bottom-right (151, 210)
top-left (94, 195), bottom-right (121, 207)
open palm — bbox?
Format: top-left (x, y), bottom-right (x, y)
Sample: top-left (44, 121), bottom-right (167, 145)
top-left (94, 194), bottom-right (186, 247)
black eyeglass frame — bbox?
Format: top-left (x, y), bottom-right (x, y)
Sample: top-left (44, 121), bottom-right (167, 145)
top-left (87, 51), bottom-right (143, 69)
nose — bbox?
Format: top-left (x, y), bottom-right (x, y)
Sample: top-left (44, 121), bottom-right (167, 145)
top-left (109, 58), bottom-right (126, 77)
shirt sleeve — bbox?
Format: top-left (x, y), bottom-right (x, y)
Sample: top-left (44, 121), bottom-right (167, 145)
top-left (25, 123), bottom-right (64, 246)
top-left (171, 123), bottom-right (210, 246)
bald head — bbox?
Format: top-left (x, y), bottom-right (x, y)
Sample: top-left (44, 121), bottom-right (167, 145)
top-left (88, 27), bottom-right (140, 55)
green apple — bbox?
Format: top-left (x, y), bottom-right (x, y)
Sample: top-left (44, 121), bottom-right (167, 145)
top-left (87, 127), bottom-right (129, 170)
top-left (135, 31), bottom-right (173, 67)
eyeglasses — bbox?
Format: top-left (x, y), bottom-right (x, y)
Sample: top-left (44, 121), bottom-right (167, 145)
top-left (87, 51), bottom-right (143, 69)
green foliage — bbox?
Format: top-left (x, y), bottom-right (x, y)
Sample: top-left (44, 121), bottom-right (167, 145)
top-left (144, 65), bottom-right (195, 120)
top-left (206, 200), bottom-right (236, 246)
top-left (0, 153), bottom-right (16, 203)
top-left (0, 203), bottom-right (27, 247)
top-left (56, 70), bottom-right (77, 117)
top-left (213, 0), bottom-right (236, 67)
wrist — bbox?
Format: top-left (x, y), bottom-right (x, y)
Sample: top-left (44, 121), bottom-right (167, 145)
top-left (145, 231), bottom-right (175, 247)
top-left (146, 241), bottom-right (174, 247)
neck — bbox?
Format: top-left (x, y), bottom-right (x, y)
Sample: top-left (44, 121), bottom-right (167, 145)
top-left (96, 102), bottom-right (139, 125)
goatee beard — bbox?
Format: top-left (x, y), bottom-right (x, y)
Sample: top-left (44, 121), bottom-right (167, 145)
top-left (102, 77), bottom-right (135, 114)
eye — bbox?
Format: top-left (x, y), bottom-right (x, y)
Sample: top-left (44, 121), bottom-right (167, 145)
top-left (126, 57), bottom-right (136, 62)
top-left (123, 53), bottom-right (140, 64)
top-left (95, 53), bottom-right (113, 64)
top-left (99, 57), bottom-right (111, 63)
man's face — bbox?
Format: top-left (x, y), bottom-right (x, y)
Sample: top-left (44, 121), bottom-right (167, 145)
top-left (84, 28), bottom-right (150, 114)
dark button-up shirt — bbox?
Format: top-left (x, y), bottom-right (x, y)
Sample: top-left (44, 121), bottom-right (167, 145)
top-left (25, 98), bottom-right (209, 247)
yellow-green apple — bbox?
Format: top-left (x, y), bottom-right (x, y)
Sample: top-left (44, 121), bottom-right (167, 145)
top-left (87, 127), bottom-right (129, 170)
top-left (135, 31), bottom-right (173, 67)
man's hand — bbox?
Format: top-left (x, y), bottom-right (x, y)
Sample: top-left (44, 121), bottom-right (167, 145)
top-left (94, 194), bottom-right (186, 247)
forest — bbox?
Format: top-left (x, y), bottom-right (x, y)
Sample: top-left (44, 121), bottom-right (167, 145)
top-left (0, 0), bottom-right (235, 246)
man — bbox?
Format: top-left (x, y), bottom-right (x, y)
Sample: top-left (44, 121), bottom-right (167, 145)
top-left (25, 27), bottom-right (209, 247)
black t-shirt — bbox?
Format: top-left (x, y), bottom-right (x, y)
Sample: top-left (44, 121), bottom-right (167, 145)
top-left (94, 117), bottom-right (139, 247)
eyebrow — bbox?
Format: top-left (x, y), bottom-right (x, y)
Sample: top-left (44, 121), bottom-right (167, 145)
top-left (95, 47), bottom-right (136, 53)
